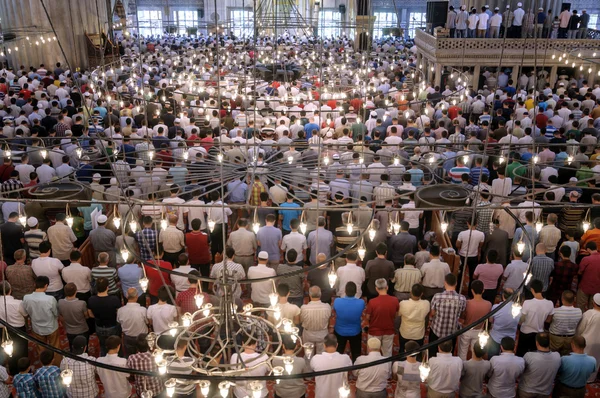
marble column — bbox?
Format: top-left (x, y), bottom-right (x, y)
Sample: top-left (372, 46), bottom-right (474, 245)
top-left (0, 0), bottom-right (114, 69)
top-left (473, 65), bottom-right (481, 90)
top-left (549, 65), bottom-right (558, 87)
top-left (434, 63), bottom-right (442, 88)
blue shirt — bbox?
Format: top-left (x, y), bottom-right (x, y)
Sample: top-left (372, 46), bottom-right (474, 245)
top-left (408, 168), bottom-right (424, 186)
top-left (279, 202), bottom-right (301, 231)
top-left (33, 366), bottom-right (65, 398)
top-left (304, 123), bottom-right (319, 140)
top-left (490, 302), bottom-right (520, 344)
top-left (333, 297), bottom-right (366, 336)
top-left (256, 225), bottom-right (283, 262)
top-left (227, 180), bottom-right (248, 202)
top-left (558, 353), bottom-right (597, 388)
top-left (14, 373), bottom-right (40, 398)
top-left (78, 202), bottom-right (103, 231)
top-left (469, 166), bottom-right (490, 186)
top-left (118, 263), bottom-right (144, 295)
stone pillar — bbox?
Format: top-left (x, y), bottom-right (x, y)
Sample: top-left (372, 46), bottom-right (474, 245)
top-left (434, 63), bottom-right (442, 88)
top-left (511, 65), bottom-right (520, 87)
top-left (473, 65), bottom-right (481, 90)
top-left (354, 15), bottom-right (376, 51)
top-left (588, 65), bottom-right (597, 87)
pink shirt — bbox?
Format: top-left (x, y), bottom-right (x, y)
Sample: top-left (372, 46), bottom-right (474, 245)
top-left (474, 263), bottom-right (504, 290)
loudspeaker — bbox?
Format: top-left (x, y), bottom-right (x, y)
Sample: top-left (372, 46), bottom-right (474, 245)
top-left (426, 1), bottom-right (448, 30)
top-left (561, 2), bottom-right (571, 11)
top-left (339, 4), bottom-right (346, 14)
top-left (197, 8), bottom-right (204, 19)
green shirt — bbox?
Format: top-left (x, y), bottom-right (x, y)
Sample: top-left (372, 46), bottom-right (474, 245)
top-left (72, 216), bottom-right (85, 238)
top-left (78, 202), bottom-right (103, 231)
top-left (506, 161), bottom-right (525, 180)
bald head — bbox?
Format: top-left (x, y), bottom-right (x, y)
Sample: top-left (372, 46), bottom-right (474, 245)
top-left (127, 287), bottom-right (138, 301)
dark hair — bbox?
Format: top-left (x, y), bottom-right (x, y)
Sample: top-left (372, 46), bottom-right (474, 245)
top-left (536, 332), bottom-right (550, 348)
top-left (39, 241), bottom-right (52, 254)
top-left (35, 276), bottom-right (50, 289)
top-left (559, 245), bottom-right (571, 258)
top-left (158, 285), bottom-right (174, 302)
top-left (487, 249), bottom-right (498, 263)
top-left (40, 350), bottom-right (55, 366)
top-left (411, 283), bottom-right (424, 297)
top-left (70, 250), bottom-right (82, 262)
top-left (136, 333), bottom-right (150, 352)
top-left (375, 243), bottom-right (387, 255)
top-left (96, 277), bottom-right (109, 293)
top-left (345, 281), bottom-right (357, 297)
top-left (445, 273), bottom-right (457, 287)
top-left (277, 283), bottom-right (290, 297)
top-left (529, 279), bottom-right (544, 294)
top-left (473, 343), bottom-right (486, 358)
top-left (17, 357), bottom-right (31, 372)
top-left (439, 340), bottom-right (453, 353)
top-left (286, 249), bottom-right (298, 263)
top-left (430, 243), bottom-right (440, 257)
top-left (191, 218), bottom-right (201, 230)
top-left (64, 282), bottom-right (77, 297)
top-left (471, 280), bottom-right (484, 295)
top-left (187, 270), bottom-right (200, 284)
top-left (501, 337), bottom-right (516, 351)
top-left (106, 335), bottom-right (122, 351)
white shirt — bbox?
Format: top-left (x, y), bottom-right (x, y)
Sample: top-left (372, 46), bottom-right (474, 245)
top-left (162, 197), bottom-right (187, 230)
top-left (117, 302), bottom-right (148, 337)
top-left (230, 352), bottom-right (269, 398)
top-left (96, 354), bottom-right (132, 398)
top-left (300, 300), bottom-right (332, 332)
top-left (521, 298), bottom-right (554, 334)
top-left (281, 232), bottom-right (308, 262)
top-left (336, 263), bottom-right (366, 298)
top-left (31, 257), bottom-right (64, 292)
top-left (428, 353), bottom-right (463, 393)
top-left (516, 201), bottom-right (541, 223)
top-left (478, 13), bottom-right (489, 29)
top-left (247, 264), bottom-right (277, 304)
top-left (457, 229), bottom-right (485, 258)
top-left (0, 296), bottom-right (27, 327)
top-left (311, 351), bottom-right (353, 398)
top-left (513, 8), bottom-right (525, 25)
top-left (61, 263), bottom-right (92, 293)
top-left (147, 303), bottom-right (177, 334)
top-left (401, 201), bottom-right (422, 229)
top-left (421, 259), bottom-right (451, 288)
top-left (170, 265), bottom-right (193, 292)
top-left (353, 352), bottom-right (391, 392)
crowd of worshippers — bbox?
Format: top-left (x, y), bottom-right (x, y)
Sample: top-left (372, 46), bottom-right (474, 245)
top-left (444, 3), bottom-right (593, 39)
top-left (0, 37), bottom-right (599, 397)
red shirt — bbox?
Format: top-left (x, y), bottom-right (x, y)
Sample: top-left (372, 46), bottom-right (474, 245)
top-left (200, 137), bottom-right (214, 152)
top-left (176, 288), bottom-right (208, 314)
top-left (579, 252), bottom-right (600, 295)
top-left (448, 106), bottom-right (460, 120)
top-left (144, 260), bottom-right (173, 297)
top-left (535, 113), bottom-right (548, 128)
top-left (186, 135), bottom-right (199, 147)
top-left (366, 294), bottom-right (399, 336)
top-left (186, 231), bottom-right (211, 265)
top-left (19, 89), bottom-right (32, 100)
top-left (350, 98), bottom-right (363, 111)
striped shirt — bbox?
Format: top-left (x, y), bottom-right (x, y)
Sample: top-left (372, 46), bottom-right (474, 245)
top-left (549, 306), bottom-right (582, 335)
top-left (530, 255), bottom-right (554, 292)
top-left (91, 266), bottom-right (119, 295)
top-left (24, 229), bottom-right (47, 259)
top-left (392, 266), bottom-right (422, 293)
top-left (448, 166), bottom-right (470, 184)
top-left (539, 225), bottom-right (562, 253)
top-left (373, 183), bottom-right (396, 206)
top-left (300, 300), bottom-right (332, 332)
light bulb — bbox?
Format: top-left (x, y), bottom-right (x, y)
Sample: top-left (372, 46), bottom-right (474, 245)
top-left (61, 369), bottom-right (73, 386)
top-left (567, 155), bottom-right (573, 164)
top-left (165, 378), bottom-right (177, 397)
top-left (512, 302), bottom-right (522, 318)
top-left (393, 223), bottom-right (401, 235)
top-left (192, 293), bottom-right (204, 309)
top-left (148, 150), bottom-right (155, 160)
top-left (273, 366), bottom-right (284, 384)
top-left (182, 312), bottom-right (192, 327)
top-left (217, 153), bottom-right (223, 162)
top-left (139, 277), bottom-right (149, 292)
top-left (525, 272), bottom-right (532, 285)
top-left (303, 342), bottom-right (314, 359)
top-left (249, 381), bottom-right (263, 398)
top-left (269, 292), bottom-right (279, 307)
top-left (153, 348), bottom-right (163, 364)
top-left (208, 220), bottom-right (216, 232)
top-left (274, 306), bottom-right (281, 320)
top-left (19, 216), bottom-right (26, 227)
top-left (5, 150), bottom-right (11, 159)
top-left (219, 381), bottom-right (231, 398)
top-left (252, 222), bottom-right (260, 234)
top-left (441, 222), bottom-right (448, 233)
top-left (535, 222), bottom-right (543, 233)
top-left (323, 156), bottom-right (330, 165)
top-left (202, 303), bottom-right (213, 317)
top-left (183, 150), bottom-right (189, 161)
top-left (358, 246), bottom-right (366, 260)
top-left (287, 156), bottom-right (294, 164)
top-left (346, 223), bottom-right (354, 234)
top-left (339, 383), bottom-right (351, 398)
top-left (517, 240), bottom-right (525, 254)
top-left (160, 218), bottom-right (168, 231)
top-left (583, 221), bottom-right (590, 232)
top-left (121, 249), bottom-right (129, 262)
top-left (129, 220), bottom-right (138, 232)
top-left (2, 340), bottom-right (13, 356)
top-left (66, 216), bottom-right (74, 228)
top-left (462, 155), bottom-right (469, 164)
top-left (359, 156), bottom-right (364, 164)
top-left (478, 329), bottom-right (489, 348)
top-left (368, 227), bottom-right (376, 241)
top-left (328, 269), bottom-right (337, 288)
top-left (158, 359), bottom-right (167, 374)
top-left (533, 155), bottom-right (539, 164)
top-left (283, 355), bottom-right (294, 374)
top-left (499, 156), bottom-right (505, 164)
top-left (199, 381), bottom-right (211, 396)
top-left (40, 149), bottom-right (48, 159)
top-left (299, 222), bottom-right (307, 234)
top-left (113, 216), bottom-right (121, 229)
top-left (419, 362), bottom-right (430, 382)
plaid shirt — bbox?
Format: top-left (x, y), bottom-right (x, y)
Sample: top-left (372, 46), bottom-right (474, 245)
top-left (430, 290), bottom-right (467, 337)
top-left (135, 228), bottom-right (157, 262)
top-left (14, 373), bottom-right (40, 398)
top-left (60, 354), bottom-right (98, 398)
top-left (249, 181), bottom-right (266, 206)
top-left (176, 288), bottom-right (208, 314)
top-left (549, 259), bottom-right (578, 296)
top-left (530, 255), bottom-right (555, 292)
top-left (127, 352), bottom-right (163, 397)
top-left (33, 366), bottom-right (65, 398)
